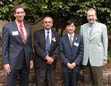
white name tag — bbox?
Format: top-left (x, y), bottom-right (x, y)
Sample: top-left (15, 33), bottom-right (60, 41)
top-left (12, 31), bottom-right (19, 35)
top-left (74, 42), bottom-right (79, 47)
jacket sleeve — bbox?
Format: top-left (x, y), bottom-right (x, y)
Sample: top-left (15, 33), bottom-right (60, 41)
top-left (29, 26), bottom-right (33, 60)
top-left (2, 25), bottom-right (10, 64)
top-left (102, 25), bottom-right (108, 60)
top-left (80, 25), bottom-right (83, 36)
top-left (60, 38), bottom-right (69, 65)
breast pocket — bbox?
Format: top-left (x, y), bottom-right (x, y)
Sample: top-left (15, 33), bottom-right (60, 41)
top-left (96, 31), bottom-right (102, 36)
top-left (95, 31), bottom-right (102, 42)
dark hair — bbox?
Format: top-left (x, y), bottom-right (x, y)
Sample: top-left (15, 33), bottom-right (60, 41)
top-left (14, 5), bottom-right (24, 13)
top-left (64, 19), bottom-right (75, 27)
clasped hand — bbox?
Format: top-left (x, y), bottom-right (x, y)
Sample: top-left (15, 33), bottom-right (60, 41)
top-left (46, 56), bottom-right (54, 64)
top-left (67, 62), bottom-right (76, 70)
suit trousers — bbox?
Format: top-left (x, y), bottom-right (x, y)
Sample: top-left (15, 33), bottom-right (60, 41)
top-left (63, 70), bottom-right (79, 86)
top-left (83, 61), bottom-right (103, 86)
top-left (7, 60), bottom-right (30, 86)
top-left (35, 66), bottom-right (56, 86)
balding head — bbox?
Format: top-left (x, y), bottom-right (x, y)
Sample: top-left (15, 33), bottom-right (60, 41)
top-left (86, 8), bottom-right (97, 24)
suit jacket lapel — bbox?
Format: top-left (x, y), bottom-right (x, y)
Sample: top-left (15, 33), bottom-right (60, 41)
top-left (89, 28), bottom-right (96, 40)
top-left (72, 34), bottom-right (79, 50)
top-left (72, 34), bottom-right (78, 52)
top-left (12, 21), bottom-right (24, 44)
top-left (85, 24), bottom-right (90, 40)
top-left (66, 34), bottom-right (72, 48)
top-left (42, 29), bottom-right (46, 50)
top-left (50, 30), bottom-right (55, 50)
top-left (72, 34), bottom-right (77, 44)
top-left (24, 24), bottom-right (30, 44)
top-left (89, 22), bottom-right (97, 40)
top-left (86, 23), bottom-right (96, 40)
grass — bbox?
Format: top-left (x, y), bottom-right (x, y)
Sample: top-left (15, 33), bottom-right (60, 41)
top-left (107, 50), bottom-right (111, 63)
top-left (0, 57), bottom-right (3, 68)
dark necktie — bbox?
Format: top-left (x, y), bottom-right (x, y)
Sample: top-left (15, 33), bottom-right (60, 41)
top-left (46, 31), bottom-right (50, 54)
top-left (19, 24), bottom-right (26, 44)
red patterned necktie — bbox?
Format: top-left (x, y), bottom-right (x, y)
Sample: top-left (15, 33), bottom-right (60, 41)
top-left (19, 24), bottom-right (26, 44)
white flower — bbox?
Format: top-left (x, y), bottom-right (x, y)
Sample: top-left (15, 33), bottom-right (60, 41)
top-left (75, 38), bottom-right (78, 40)
top-left (52, 37), bottom-right (56, 42)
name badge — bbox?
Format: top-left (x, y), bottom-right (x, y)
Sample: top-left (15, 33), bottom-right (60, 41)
top-left (74, 42), bottom-right (79, 47)
top-left (12, 31), bottom-right (19, 36)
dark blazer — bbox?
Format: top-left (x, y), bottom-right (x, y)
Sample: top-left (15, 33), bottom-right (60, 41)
top-left (2, 21), bottom-right (33, 70)
top-left (34, 29), bottom-right (60, 69)
top-left (60, 34), bottom-right (84, 72)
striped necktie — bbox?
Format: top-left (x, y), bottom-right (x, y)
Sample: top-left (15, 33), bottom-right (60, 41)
top-left (69, 35), bottom-right (73, 46)
top-left (19, 24), bottom-right (26, 44)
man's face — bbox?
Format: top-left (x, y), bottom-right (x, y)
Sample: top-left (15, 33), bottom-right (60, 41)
top-left (65, 23), bottom-right (75, 34)
top-left (42, 17), bottom-right (53, 30)
top-left (14, 8), bottom-right (25, 22)
top-left (87, 10), bottom-right (96, 24)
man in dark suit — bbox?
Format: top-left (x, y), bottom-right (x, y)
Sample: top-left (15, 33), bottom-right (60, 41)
top-left (60, 19), bottom-right (84, 86)
top-left (2, 5), bottom-right (33, 86)
top-left (34, 16), bottom-right (60, 86)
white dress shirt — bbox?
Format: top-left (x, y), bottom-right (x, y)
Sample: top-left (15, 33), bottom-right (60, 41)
top-left (68, 33), bottom-right (74, 42)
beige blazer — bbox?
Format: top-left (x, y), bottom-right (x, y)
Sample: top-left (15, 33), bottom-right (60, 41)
top-left (80, 21), bottom-right (108, 66)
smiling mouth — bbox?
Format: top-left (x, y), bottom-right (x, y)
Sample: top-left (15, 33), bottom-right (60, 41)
top-left (18, 17), bottom-right (23, 18)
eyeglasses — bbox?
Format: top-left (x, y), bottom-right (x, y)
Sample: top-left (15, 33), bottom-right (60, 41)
top-left (15, 11), bottom-right (25, 14)
top-left (44, 21), bottom-right (52, 23)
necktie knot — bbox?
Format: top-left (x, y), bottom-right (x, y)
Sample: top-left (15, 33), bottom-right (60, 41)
top-left (47, 31), bottom-right (50, 34)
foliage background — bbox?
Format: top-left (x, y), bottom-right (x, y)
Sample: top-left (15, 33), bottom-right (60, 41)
top-left (0, 0), bottom-right (111, 33)
top-left (0, 0), bottom-right (111, 63)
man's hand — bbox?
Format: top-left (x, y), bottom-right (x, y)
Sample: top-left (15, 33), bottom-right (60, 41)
top-left (67, 63), bottom-right (73, 70)
top-left (46, 56), bottom-right (54, 64)
top-left (30, 60), bottom-right (34, 69)
top-left (103, 60), bottom-right (107, 66)
top-left (71, 62), bottom-right (76, 69)
top-left (4, 64), bottom-right (11, 74)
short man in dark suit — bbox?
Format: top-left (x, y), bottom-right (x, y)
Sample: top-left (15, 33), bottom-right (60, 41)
top-left (2, 5), bottom-right (33, 86)
top-left (60, 19), bottom-right (84, 86)
top-left (34, 16), bottom-right (60, 86)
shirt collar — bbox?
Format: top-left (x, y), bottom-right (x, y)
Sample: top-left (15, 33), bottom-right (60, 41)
top-left (15, 20), bottom-right (24, 26)
top-left (88, 21), bottom-right (97, 27)
top-left (44, 29), bottom-right (52, 33)
top-left (68, 33), bottom-right (74, 38)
